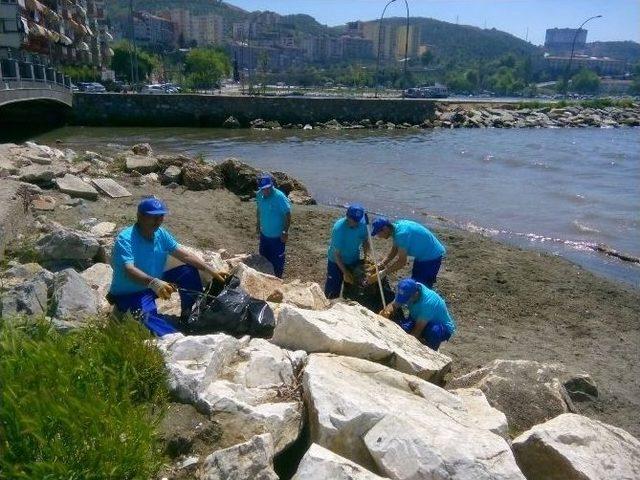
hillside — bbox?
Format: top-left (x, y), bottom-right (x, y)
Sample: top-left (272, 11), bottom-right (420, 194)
top-left (379, 16), bottom-right (541, 64)
top-left (586, 41), bottom-right (640, 63)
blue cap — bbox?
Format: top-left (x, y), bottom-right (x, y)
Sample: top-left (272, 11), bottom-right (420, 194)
top-left (138, 197), bottom-right (168, 216)
top-left (346, 204), bottom-right (365, 223)
top-left (257, 174), bottom-right (273, 190)
top-left (371, 217), bottom-right (392, 236)
top-left (395, 278), bottom-right (419, 305)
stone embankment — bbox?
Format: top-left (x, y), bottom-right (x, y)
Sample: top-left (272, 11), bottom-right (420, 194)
top-left (233, 103), bottom-right (640, 131)
top-left (1, 141), bottom-right (639, 479)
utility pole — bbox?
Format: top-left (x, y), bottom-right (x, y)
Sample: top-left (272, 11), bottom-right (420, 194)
top-left (129, 0), bottom-right (135, 84)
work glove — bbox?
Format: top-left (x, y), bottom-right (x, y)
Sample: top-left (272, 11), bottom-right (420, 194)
top-left (379, 303), bottom-right (394, 319)
top-left (149, 278), bottom-right (176, 300)
top-left (343, 270), bottom-right (355, 285)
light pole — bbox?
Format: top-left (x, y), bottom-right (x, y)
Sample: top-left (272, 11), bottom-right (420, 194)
top-left (402, 0), bottom-right (410, 81)
top-left (564, 14), bottom-right (602, 97)
top-left (375, 0), bottom-right (397, 98)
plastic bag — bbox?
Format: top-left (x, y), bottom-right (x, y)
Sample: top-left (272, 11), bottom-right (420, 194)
top-left (182, 276), bottom-right (275, 337)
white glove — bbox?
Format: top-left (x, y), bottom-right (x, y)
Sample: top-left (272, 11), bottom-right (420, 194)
top-left (149, 278), bottom-right (175, 300)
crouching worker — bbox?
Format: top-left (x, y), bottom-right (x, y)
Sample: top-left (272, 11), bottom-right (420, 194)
top-left (324, 204), bottom-right (370, 299)
top-left (380, 278), bottom-right (456, 351)
top-left (108, 198), bottom-right (227, 336)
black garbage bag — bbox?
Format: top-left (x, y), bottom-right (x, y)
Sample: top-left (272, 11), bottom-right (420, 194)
top-left (247, 298), bottom-right (276, 337)
top-left (182, 276), bottom-right (275, 337)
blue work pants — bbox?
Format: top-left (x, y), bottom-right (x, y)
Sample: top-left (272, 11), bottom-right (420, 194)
top-left (259, 234), bottom-right (286, 278)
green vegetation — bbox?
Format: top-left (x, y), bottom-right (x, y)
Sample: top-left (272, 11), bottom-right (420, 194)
top-left (61, 65), bottom-right (101, 82)
top-left (570, 68), bottom-right (601, 94)
top-left (184, 47), bottom-right (231, 90)
top-left (0, 318), bottom-right (169, 479)
top-left (111, 40), bottom-right (161, 82)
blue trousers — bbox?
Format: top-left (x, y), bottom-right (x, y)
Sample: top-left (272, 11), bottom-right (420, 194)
top-left (324, 260), bottom-right (358, 299)
top-left (111, 265), bottom-right (203, 337)
top-left (259, 234), bottom-right (286, 278)
top-left (399, 316), bottom-right (452, 351)
top-left (412, 257), bottom-right (443, 288)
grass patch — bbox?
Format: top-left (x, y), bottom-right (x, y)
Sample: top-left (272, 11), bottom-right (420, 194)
top-left (0, 318), bottom-right (169, 479)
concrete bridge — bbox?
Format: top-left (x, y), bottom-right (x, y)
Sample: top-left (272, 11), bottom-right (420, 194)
top-left (0, 58), bottom-right (72, 128)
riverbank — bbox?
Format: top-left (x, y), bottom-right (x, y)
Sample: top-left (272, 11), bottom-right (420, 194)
top-left (0, 139), bottom-right (634, 440)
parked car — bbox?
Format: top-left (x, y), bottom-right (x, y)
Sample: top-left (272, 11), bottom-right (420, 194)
top-left (140, 84), bottom-right (168, 95)
top-left (77, 82), bottom-right (106, 93)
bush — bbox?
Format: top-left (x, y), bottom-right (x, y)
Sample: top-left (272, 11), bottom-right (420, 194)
top-left (0, 318), bottom-right (169, 479)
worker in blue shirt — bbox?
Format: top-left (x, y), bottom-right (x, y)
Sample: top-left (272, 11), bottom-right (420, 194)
top-left (381, 278), bottom-right (456, 351)
top-left (256, 173), bottom-right (291, 278)
top-left (325, 204), bottom-right (370, 299)
top-left (366, 217), bottom-right (446, 288)
top-left (108, 198), bottom-right (227, 336)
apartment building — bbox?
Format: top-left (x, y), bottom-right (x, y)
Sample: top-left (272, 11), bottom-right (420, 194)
top-left (0, 0), bottom-right (112, 67)
top-left (133, 11), bottom-right (173, 49)
top-left (164, 9), bottom-right (223, 47)
top-left (361, 21), bottom-right (420, 61)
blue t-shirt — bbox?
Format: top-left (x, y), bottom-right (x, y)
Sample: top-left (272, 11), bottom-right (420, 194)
top-left (393, 220), bottom-right (445, 261)
top-left (408, 284), bottom-right (456, 335)
top-left (256, 188), bottom-right (291, 238)
top-left (327, 217), bottom-right (368, 265)
top-left (109, 225), bottom-right (179, 295)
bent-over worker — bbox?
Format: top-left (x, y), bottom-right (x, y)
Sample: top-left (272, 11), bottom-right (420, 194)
top-left (381, 278), bottom-right (456, 351)
top-left (324, 204), bottom-right (370, 299)
top-left (256, 173), bottom-right (291, 278)
top-left (367, 217), bottom-right (445, 288)
top-left (108, 198), bottom-right (226, 336)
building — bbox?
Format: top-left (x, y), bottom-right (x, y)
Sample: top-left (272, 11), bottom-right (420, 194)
top-left (133, 11), bottom-right (174, 49)
top-left (340, 35), bottom-right (373, 60)
top-left (541, 54), bottom-right (626, 76)
top-left (545, 28), bottom-right (587, 55)
top-left (395, 24), bottom-right (420, 60)
top-left (164, 9), bottom-right (223, 47)
top-left (361, 21), bottom-right (396, 61)
top-left (0, 0), bottom-right (112, 69)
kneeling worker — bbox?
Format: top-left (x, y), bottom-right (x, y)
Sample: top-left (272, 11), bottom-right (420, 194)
top-left (108, 198), bottom-right (227, 336)
top-left (367, 217), bottom-right (445, 288)
top-left (324, 204), bottom-right (370, 299)
top-left (256, 173), bottom-right (291, 278)
top-left (381, 278), bottom-right (456, 351)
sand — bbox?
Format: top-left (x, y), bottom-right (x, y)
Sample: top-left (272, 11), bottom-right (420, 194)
top-left (47, 177), bottom-right (640, 437)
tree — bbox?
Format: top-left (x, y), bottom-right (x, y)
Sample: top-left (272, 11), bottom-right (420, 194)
top-left (184, 48), bottom-right (230, 90)
top-left (111, 41), bottom-right (159, 83)
top-left (571, 68), bottom-right (600, 94)
top-left (420, 50), bottom-right (434, 66)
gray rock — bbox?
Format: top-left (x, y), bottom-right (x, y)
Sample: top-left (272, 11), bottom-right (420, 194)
top-left (91, 178), bottom-right (132, 198)
top-left (125, 156), bottom-right (159, 174)
top-left (223, 116), bottom-right (241, 128)
top-left (249, 118), bottom-right (265, 128)
top-left (0, 276), bottom-right (48, 317)
top-left (292, 444), bottom-right (385, 480)
top-left (200, 434), bottom-right (278, 480)
top-left (448, 359), bottom-right (574, 434)
top-left (18, 163), bottom-right (66, 186)
top-left (264, 120), bottom-right (281, 129)
top-left (161, 165), bottom-right (182, 185)
top-left (563, 373), bottom-right (598, 402)
top-left (55, 174), bottom-right (99, 200)
top-left (36, 228), bottom-right (101, 266)
top-left (51, 268), bottom-right (99, 321)
top-left (131, 143), bottom-right (152, 156)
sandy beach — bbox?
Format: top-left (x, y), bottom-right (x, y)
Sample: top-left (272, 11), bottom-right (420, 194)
top-left (41, 175), bottom-right (640, 438)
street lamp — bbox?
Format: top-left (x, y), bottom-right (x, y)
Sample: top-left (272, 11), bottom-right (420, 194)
top-left (564, 14), bottom-right (602, 97)
top-left (374, 0), bottom-right (410, 98)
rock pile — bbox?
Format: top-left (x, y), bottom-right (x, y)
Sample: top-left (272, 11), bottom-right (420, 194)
top-left (241, 103), bottom-right (640, 131)
top-left (0, 142), bottom-right (316, 210)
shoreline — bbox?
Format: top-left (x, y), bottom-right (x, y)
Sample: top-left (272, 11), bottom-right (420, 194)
top-left (1, 141), bottom-right (638, 438)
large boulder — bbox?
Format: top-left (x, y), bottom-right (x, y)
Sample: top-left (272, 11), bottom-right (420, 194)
top-left (51, 268), bottom-right (99, 321)
top-left (273, 302), bottom-right (451, 382)
top-left (18, 163), bottom-right (66, 186)
top-left (448, 359), bottom-right (574, 434)
top-left (182, 161), bottom-right (223, 191)
top-left (80, 263), bottom-right (113, 313)
top-left (0, 276), bottom-right (49, 318)
top-left (54, 174), bottom-right (99, 200)
top-left (125, 155), bottom-right (159, 174)
top-left (292, 444), bottom-right (385, 480)
top-left (303, 354), bottom-right (525, 479)
top-left (513, 413), bottom-right (640, 480)
top-left (218, 158), bottom-right (261, 197)
top-left (200, 434), bottom-right (278, 480)
top-left (233, 263), bottom-right (329, 310)
top-left (35, 227), bottom-right (100, 268)
top-left (156, 333), bottom-right (306, 454)
top-left (131, 143), bottom-right (152, 156)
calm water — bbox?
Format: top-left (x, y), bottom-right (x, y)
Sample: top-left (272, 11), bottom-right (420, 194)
top-left (31, 126), bottom-right (640, 287)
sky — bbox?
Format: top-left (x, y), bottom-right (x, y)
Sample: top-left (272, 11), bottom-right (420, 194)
top-left (226, 0), bottom-right (640, 45)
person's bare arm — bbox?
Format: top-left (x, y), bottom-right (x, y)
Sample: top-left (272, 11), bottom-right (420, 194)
top-left (382, 248), bottom-right (408, 276)
top-left (410, 318), bottom-right (428, 339)
top-left (334, 250), bottom-right (354, 284)
top-left (380, 245), bottom-right (399, 268)
top-left (281, 212), bottom-right (291, 243)
top-left (124, 263), bottom-right (154, 286)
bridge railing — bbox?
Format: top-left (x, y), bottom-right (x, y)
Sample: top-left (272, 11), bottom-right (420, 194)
top-left (0, 59), bottom-right (71, 94)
